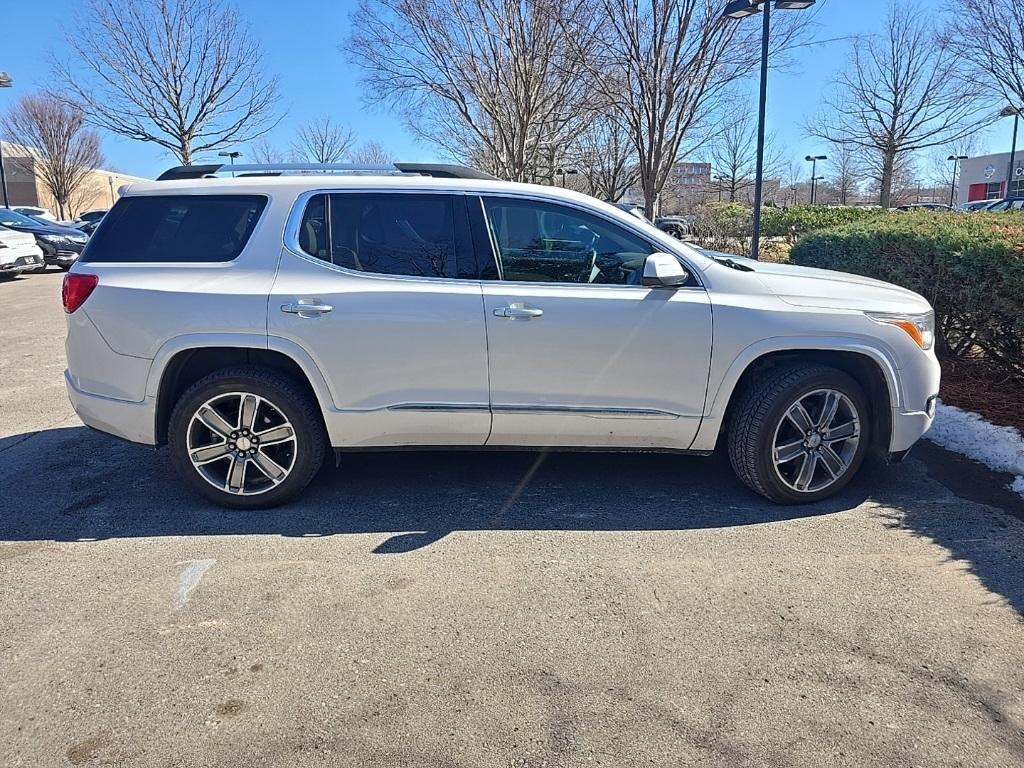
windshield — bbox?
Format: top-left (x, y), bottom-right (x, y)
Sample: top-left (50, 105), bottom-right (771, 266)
top-left (0, 208), bottom-right (42, 227)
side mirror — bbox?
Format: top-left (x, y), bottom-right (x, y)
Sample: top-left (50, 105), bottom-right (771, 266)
top-left (642, 252), bottom-right (688, 288)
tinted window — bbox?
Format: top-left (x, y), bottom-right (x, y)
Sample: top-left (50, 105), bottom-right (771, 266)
top-left (298, 193), bottom-right (469, 279)
top-left (298, 194), bottom-right (329, 261)
top-left (481, 198), bottom-right (655, 285)
top-left (81, 195), bottom-right (266, 263)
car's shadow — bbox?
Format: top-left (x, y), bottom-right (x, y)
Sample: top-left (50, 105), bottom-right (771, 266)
top-left (2, 426), bottom-right (1022, 615)
top-left (0, 426), bottom-right (871, 549)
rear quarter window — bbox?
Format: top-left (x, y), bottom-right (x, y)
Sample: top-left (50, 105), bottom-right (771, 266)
top-left (80, 194), bottom-right (267, 263)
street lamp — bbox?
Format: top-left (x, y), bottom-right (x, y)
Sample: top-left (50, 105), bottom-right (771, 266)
top-left (722, 1), bottom-right (816, 259)
top-left (556, 167), bottom-right (577, 187)
top-left (0, 71), bottom-right (12, 208)
top-left (1000, 106), bottom-right (1021, 199)
top-left (947, 154), bottom-right (968, 207)
top-left (218, 150), bottom-right (241, 177)
top-left (713, 174), bottom-right (723, 202)
top-left (805, 154), bottom-right (826, 204)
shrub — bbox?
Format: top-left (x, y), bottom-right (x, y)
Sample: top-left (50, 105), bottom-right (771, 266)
top-left (689, 203), bottom-right (885, 257)
top-left (760, 205), bottom-right (885, 239)
top-left (790, 211), bottom-right (1024, 378)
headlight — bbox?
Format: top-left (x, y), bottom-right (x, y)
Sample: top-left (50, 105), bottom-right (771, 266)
top-left (866, 310), bottom-right (935, 350)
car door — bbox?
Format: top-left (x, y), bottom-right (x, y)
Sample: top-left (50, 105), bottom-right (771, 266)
top-left (473, 194), bottom-right (713, 450)
top-left (269, 190), bottom-right (491, 447)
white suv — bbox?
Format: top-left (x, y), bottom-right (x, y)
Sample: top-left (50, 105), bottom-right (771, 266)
top-left (63, 163), bottom-right (940, 508)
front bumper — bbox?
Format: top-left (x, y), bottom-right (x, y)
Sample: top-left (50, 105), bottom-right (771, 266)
top-left (65, 370), bottom-right (157, 445)
top-left (888, 351), bottom-right (941, 453)
top-left (0, 252), bottom-right (44, 274)
top-left (37, 239), bottom-right (84, 266)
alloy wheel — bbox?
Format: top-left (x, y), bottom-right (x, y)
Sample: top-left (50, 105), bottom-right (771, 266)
top-left (771, 388), bottom-right (861, 494)
top-left (186, 392), bottom-right (298, 496)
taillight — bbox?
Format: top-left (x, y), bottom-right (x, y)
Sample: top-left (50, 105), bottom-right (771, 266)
top-left (62, 273), bottom-right (99, 314)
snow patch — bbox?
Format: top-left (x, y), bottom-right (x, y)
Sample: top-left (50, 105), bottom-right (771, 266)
top-left (925, 400), bottom-right (1024, 498)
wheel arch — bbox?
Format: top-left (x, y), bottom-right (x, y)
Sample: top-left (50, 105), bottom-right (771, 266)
top-left (703, 342), bottom-right (898, 456)
top-left (149, 336), bottom-right (333, 446)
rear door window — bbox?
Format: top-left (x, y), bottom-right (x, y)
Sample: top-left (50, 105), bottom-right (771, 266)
top-left (297, 193), bottom-right (474, 279)
top-left (80, 195), bottom-right (267, 263)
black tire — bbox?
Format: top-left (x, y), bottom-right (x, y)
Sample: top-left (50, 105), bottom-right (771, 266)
top-left (727, 363), bottom-right (871, 504)
top-left (168, 366), bottom-right (328, 509)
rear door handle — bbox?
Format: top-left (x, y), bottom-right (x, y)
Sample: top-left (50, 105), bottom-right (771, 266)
top-left (494, 303), bottom-right (543, 319)
top-left (281, 299), bottom-right (333, 317)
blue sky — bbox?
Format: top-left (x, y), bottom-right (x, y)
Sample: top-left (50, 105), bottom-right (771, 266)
top-left (0, 0), bottom-right (1012, 179)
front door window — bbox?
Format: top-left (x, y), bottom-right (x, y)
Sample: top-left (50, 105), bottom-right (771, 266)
top-left (481, 197), bottom-right (656, 286)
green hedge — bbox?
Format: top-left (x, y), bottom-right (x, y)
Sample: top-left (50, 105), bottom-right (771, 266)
top-left (760, 205), bottom-right (885, 238)
top-left (789, 211), bottom-right (1024, 377)
top-left (689, 204), bottom-right (885, 258)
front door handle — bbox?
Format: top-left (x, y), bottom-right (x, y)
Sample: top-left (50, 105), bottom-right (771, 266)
top-left (281, 299), bottom-right (333, 318)
top-left (494, 303), bottom-right (543, 319)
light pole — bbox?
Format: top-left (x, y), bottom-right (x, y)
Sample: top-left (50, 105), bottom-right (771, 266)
top-left (1001, 106), bottom-right (1021, 199)
top-left (713, 174), bottom-right (723, 202)
top-left (723, 0), bottom-right (816, 259)
top-left (218, 150), bottom-right (241, 177)
top-left (556, 167), bottom-right (577, 187)
top-left (947, 154), bottom-right (967, 207)
top-left (0, 71), bottom-right (12, 207)
top-left (805, 154), bottom-right (826, 204)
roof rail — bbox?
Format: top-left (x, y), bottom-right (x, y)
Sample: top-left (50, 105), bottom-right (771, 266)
top-left (155, 162), bottom-right (498, 182)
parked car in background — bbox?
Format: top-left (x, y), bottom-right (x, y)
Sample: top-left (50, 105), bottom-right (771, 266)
top-left (895, 203), bottom-right (951, 212)
top-left (73, 210), bottom-right (107, 236)
top-left (12, 206), bottom-right (60, 223)
top-left (0, 208), bottom-right (89, 270)
top-left (0, 225), bottom-right (45, 278)
top-left (655, 214), bottom-right (696, 239)
top-left (611, 201), bottom-right (647, 220)
top-left (63, 161), bottom-right (940, 509)
top-left (74, 209), bottom-right (108, 226)
top-left (983, 197), bottom-right (1024, 212)
top-left (958, 200), bottom-right (995, 212)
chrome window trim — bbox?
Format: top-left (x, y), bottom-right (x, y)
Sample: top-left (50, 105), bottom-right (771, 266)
top-left (281, 186), bottom-right (705, 290)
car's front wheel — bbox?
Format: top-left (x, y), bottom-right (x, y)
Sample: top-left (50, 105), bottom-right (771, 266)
top-left (728, 363), bottom-right (870, 504)
top-left (168, 366), bottom-right (327, 509)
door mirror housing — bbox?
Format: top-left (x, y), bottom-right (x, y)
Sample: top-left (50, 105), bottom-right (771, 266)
top-left (642, 252), bottom-right (688, 288)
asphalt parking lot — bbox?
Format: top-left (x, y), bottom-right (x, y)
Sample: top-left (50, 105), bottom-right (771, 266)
top-left (1, 271), bottom-right (1023, 767)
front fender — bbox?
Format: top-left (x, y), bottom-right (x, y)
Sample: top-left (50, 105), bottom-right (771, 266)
top-left (689, 334), bottom-right (903, 453)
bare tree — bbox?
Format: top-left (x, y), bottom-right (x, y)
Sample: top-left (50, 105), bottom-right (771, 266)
top-left (569, 113), bottom-right (638, 202)
top-left (292, 116), bottom-right (357, 163)
top-left (863, 150), bottom-right (919, 207)
top-left (52, 0), bottom-right (280, 165)
top-left (926, 136), bottom-right (979, 205)
top-left (1, 94), bottom-right (104, 219)
top-left (943, 1), bottom-right (1024, 111)
top-left (347, 0), bottom-right (599, 182)
top-left (808, 2), bottom-right (990, 208)
top-left (710, 108), bottom-right (782, 203)
top-left (828, 142), bottom-right (862, 206)
top-left (247, 137), bottom-right (293, 164)
top-left (351, 141), bottom-right (393, 165)
top-left (590, 0), bottom-right (812, 218)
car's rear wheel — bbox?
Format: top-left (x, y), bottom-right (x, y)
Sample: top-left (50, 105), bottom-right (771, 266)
top-left (168, 366), bottom-right (327, 509)
top-left (728, 363), bottom-right (870, 504)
